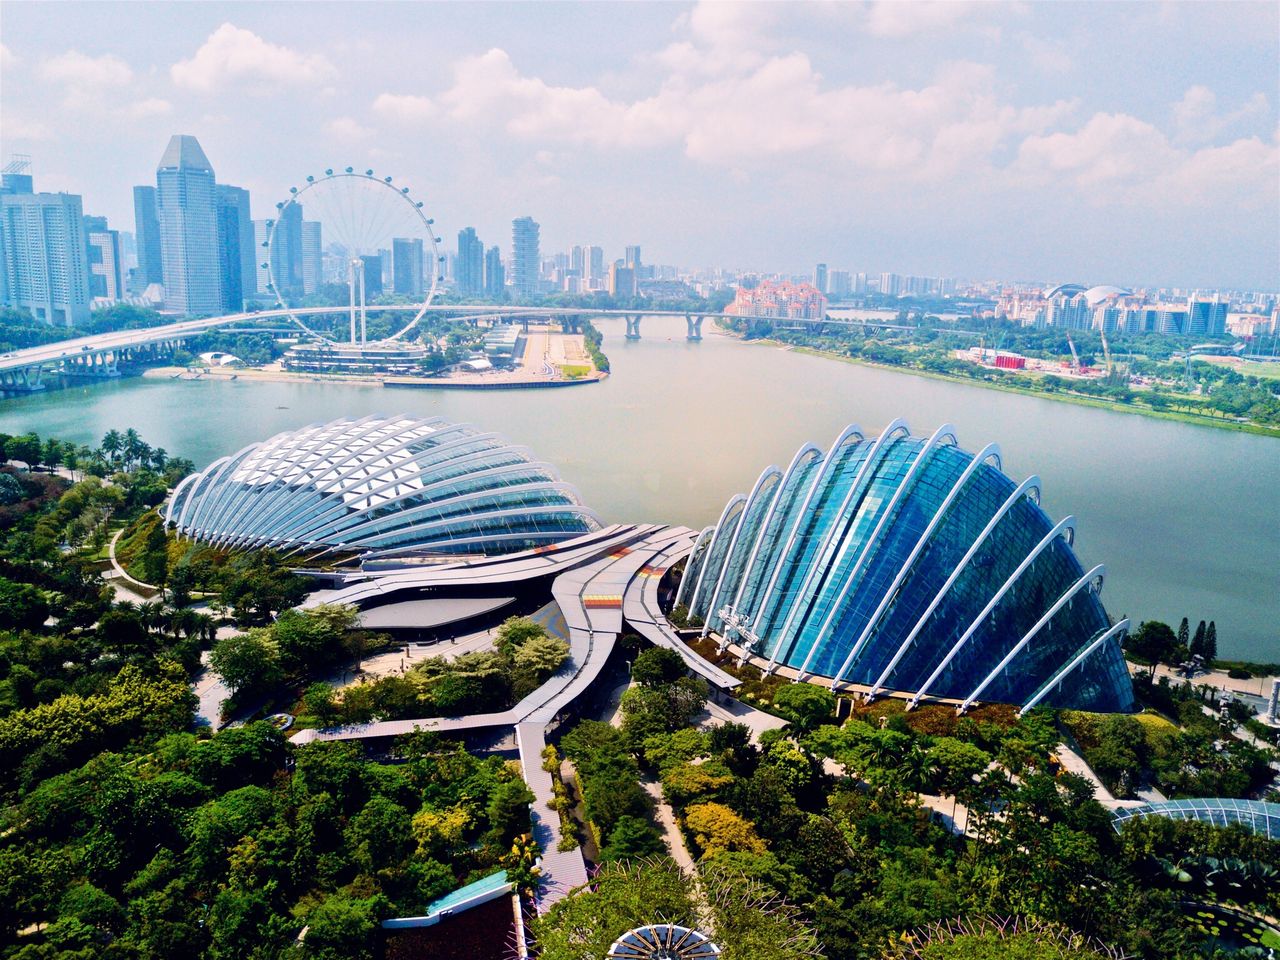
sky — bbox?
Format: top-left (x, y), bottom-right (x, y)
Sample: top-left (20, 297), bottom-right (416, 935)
top-left (2, 1), bottom-right (1277, 288)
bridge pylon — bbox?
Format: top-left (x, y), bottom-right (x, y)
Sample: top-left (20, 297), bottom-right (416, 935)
top-left (685, 314), bottom-right (704, 341)
top-left (625, 314), bottom-right (642, 340)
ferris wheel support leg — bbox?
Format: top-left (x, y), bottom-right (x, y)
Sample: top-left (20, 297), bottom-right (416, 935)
top-left (359, 270), bottom-right (368, 346)
top-left (348, 265), bottom-right (358, 345)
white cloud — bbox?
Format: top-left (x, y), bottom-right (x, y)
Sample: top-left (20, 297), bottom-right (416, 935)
top-left (2, 115), bottom-right (53, 140)
top-left (864, 1), bottom-right (1008, 38)
top-left (39, 50), bottom-right (133, 87)
top-left (171, 23), bottom-right (335, 92)
top-left (325, 116), bottom-right (373, 141)
top-left (0, 43), bottom-right (16, 70)
top-left (1015, 112), bottom-right (1279, 209)
top-left (372, 93), bottom-right (437, 123)
top-left (1173, 85), bottom-right (1269, 144)
top-left (121, 97), bottom-right (172, 119)
top-left (1021, 32), bottom-right (1073, 73)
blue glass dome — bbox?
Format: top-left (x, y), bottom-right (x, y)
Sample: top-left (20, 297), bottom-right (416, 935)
top-left (164, 415), bottom-right (601, 561)
top-left (675, 421), bottom-right (1135, 714)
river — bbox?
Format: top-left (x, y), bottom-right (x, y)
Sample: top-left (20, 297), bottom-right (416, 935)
top-left (1, 314), bottom-right (1276, 661)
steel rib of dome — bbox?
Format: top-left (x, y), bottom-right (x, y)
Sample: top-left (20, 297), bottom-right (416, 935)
top-left (164, 415), bottom-right (602, 560)
top-left (675, 420), bottom-right (1135, 714)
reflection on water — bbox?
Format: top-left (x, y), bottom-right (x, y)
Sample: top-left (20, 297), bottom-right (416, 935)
top-left (1, 315), bottom-right (1277, 660)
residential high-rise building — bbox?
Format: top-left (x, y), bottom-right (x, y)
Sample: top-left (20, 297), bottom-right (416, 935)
top-left (457, 227), bottom-right (485, 297)
top-left (0, 175), bottom-right (91, 326)
top-left (392, 237), bottom-right (424, 297)
top-left (827, 270), bottom-right (851, 297)
top-left (854, 272), bottom-right (868, 294)
top-left (215, 185), bottom-right (253, 313)
top-left (814, 263), bottom-right (828, 294)
top-left (609, 263), bottom-right (636, 298)
top-left (84, 216), bottom-right (125, 302)
top-left (1187, 297), bottom-right (1227, 337)
top-left (587, 245), bottom-right (604, 282)
top-left (511, 216), bottom-right (540, 298)
top-left (132, 185), bottom-right (164, 290)
top-left (879, 272), bottom-right (902, 297)
top-left (0, 156), bottom-right (33, 197)
top-left (301, 221), bottom-right (322, 295)
top-left (484, 245), bottom-right (505, 298)
top-left (155, 135), bottom-right (221, 316)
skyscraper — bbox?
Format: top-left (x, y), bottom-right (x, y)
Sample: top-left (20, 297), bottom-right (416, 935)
top-left (84, 215), bottom-right (125, 302)
top-left (570, 245), bottom-right (585, 277)
top-left (301, 221), bottom-right (322, 295)
top-left (253, 220), bottom-right (271, 298)
top-left (587, 245), bottom-right (604, 283)
top-left (392, 238), bottom-right (424, 297)
top-left (156, 135), bottom-right (221, 316)
top-left (609, 263), bottom-right (636, 298)
top-left (625, 245), bottom-right (642, 269)
top-left (269, 202), bottom-right (304, 297)
top-left (215, 184), bottom-right (253, 313)
top-left (457, 227), bottom-right (484, 297)
top-left (0, 173), bottom-right (91, 326)
top-left (360, 255), bottom-right (383, 296)
top-left (814, 263), bottom-right (828, 294)
top-left (132, 185), bottom-right (163, 290)
top-left (484, 245), bottom-right (505, 298)
top-left (511, 216), bottom-right (540, 298)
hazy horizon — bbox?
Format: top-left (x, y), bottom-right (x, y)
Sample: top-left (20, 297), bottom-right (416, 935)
top-left (2, 0), bottom-right (1277, 288)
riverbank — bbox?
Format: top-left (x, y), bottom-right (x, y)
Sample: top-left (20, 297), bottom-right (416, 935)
top-left (748, 339), bottom-right (1280, 438)
top-left (142, 364), bottom-right (606, 390)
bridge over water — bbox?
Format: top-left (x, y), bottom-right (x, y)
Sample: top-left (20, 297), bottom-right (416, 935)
top-left (0, 303), bottom-right (926, 391)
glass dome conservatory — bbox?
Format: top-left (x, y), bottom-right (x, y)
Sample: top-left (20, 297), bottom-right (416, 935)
top-left (164, 415), bottom-right (601, 562)
top-left (675, 420), bottom-right (1135, 714)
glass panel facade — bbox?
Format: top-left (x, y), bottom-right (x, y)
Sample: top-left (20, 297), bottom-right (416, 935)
top-left (686, 424), bottom-right (1135, 713)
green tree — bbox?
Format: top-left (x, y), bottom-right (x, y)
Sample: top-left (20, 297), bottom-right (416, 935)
top-left (631, 646), bottom-right (687, 687)
top-left (1124, 620), bottom-right (1177, 676)
top-left (345, 796), bottom-right (413, 872)
top-left (209, 629), bottom-right (282, 698)
top-left (9, 432), bottom-right (41, 470)
top-left (600, 813), bottom-right (665, 861)
top-left (0, 577), bottom-right (50, 631)
top-left (302, 892), bottom-right (387, 960)
top-left (1204, 620), bottom-right (1217, 661)
top-left (773, 683), bottom-right (835, 730)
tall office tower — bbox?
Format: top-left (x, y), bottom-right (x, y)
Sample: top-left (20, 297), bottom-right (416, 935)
top-left (84, 216), bottom-right (125, 302)
top-left (484, 245), bottom-right (505, 298)
top-left (360, 255), bottom-right (383, 297)
top-left (587, 245), bottom-right (604, 282)
top-left (132, 185), bottom-right (164, 290)
top-left (625, 245), bottom-right (642, 269)
top-left (814, 263), bottom-right (828, 294)
top-left (301, 221), bottom-right (322, 295)
top-left (392, 237), bottom-right (424, 297)
top-left (0, 175), bottom-right (92, 326)
top-left (265, 201), bottom-right (305, 297)
top-left (1187, 297), bottom-right (1228, 336)
top-left (215, 185), bottom-right (253, 312)
top-left (156, 135), bottom-right (221, 316)
top-left (570, 245), bottom-right (585, 277)
top-left (511, 216), bottom-right (540, 297)
top-left (608, 263), bottom-right (636, 298)
top-left (456, 226), bottom-right (485, 296)
top-left (828, 270), bottom-right (851, 297)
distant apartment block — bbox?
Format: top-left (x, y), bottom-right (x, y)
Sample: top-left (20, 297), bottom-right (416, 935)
top-left (0, 171), bottom-right (92, 326)
top-left (726, 280), bottom-right (827, 320)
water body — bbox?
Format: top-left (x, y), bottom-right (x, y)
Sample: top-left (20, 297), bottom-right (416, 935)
top-left (1, 315), bottom-right (1276, 661)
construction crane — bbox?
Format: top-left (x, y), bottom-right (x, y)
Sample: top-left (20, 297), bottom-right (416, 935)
top-left (1065, 331), bottom-right (1082, 374)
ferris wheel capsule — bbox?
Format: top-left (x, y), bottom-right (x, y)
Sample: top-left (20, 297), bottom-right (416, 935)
top-left (325, 168), bottom-right (333, 176)
top-left (345, 166), bottom-right (353, 173)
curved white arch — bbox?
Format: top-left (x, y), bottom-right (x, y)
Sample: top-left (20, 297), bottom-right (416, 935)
top-left (675, 526), bottom-right (716, 610)
top-left (723, 443), bottom-right (823, 641)
top-left (686, 494), bottom-right (748, 619)
top-left (750, 423), bottom-right (867, 668)
top-left (860, 443), bottom-right (1002, 697)
top-left (775, 419), bottom-right (915, 673)
top-left (907, 511), bottom-right (1074, 709)
top-left (1018, 618), bottom-right (1130, 716)
top-left (958, 564), bottom-right (1105, 713)
top-left (700, 465), bottom-right (782, 638)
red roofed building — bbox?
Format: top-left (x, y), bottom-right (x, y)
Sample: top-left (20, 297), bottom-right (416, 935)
top-left (725, 280), bottom-right (827, 320)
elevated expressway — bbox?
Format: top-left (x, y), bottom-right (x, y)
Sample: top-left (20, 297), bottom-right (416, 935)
top-left (0, 304), bottom-right (928, 390)
top-left (291, 523), bottom-right (729, 909)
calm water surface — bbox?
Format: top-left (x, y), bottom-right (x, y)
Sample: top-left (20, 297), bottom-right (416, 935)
top-left (1, 315), bottom-right (1277, 661)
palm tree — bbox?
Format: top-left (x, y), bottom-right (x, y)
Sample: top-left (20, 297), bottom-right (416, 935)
top-left (151, 447), bottom-right (168, 472)
top-left (100, 429), bottom-right (123, 466)
top-left (122, 429), bottom-right (142, 471)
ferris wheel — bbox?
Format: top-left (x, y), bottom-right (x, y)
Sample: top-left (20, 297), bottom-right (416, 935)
top-left (262, 168), bottom-right (444, 345)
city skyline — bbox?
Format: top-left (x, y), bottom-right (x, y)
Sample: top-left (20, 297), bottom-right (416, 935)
top-left (1, 2), bottom-right (1276, 288)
